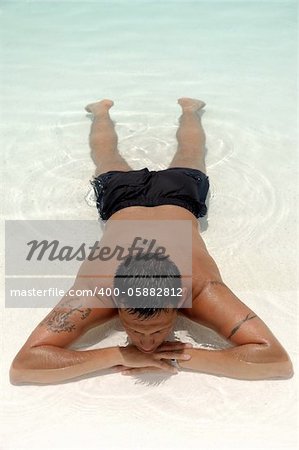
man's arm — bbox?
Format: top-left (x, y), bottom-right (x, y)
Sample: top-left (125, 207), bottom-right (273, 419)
top-left (9, 286), bottom-right (122, 385)
top-left (10, 345), bottom-right (123, 385)
top-left (10, 287), bottom-right (187, 384)
top-left (179, 281), bottom-right (294, 380)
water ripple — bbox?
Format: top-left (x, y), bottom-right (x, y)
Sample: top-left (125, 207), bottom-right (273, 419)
top-left (2, 384), bottom-right (65, 420)
top-left (207, 157), bottom-right (287, 249)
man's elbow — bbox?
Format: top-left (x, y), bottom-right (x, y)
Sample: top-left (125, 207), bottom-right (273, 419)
top-left (9, 359), bottom-right (28, 385)
top-left (263, 344), bottom-right (294, 380)
top-left (237, 342), bottom-right (294, 380)
top-left (9, 350), bottom-right (39, 385)
top-left (9, 359), bottom-right (51, 386)
top-left (274, 353), bottom-right (294, 379)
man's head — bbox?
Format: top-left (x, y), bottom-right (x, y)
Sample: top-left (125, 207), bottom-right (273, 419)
top-left (112, 252), bottom-right (187, 353)
top-left (118, 308), bottom-right (178, 353)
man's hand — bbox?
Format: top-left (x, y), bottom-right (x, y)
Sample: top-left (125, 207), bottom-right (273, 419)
top-left (115, 341), bottom-right (193, 375)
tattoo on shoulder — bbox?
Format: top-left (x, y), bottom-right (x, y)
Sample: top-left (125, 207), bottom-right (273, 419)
top-left (227, 313), bottom-right (257, 340)
top-left (39, 303), bottom-right (92, 333)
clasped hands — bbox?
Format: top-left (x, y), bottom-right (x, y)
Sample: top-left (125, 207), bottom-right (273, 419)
top-left (115, 341), bottom-right (193, 376)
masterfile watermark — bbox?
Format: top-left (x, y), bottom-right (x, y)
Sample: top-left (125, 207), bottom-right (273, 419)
top-left (5, 220), bottom-right (193, 308)
top-left (26, 237), bottom-right (169, 265)
top-left (9, 287), bottom-right (97, 298)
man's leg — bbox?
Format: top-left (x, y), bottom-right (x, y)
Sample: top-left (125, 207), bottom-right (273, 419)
top-left (85, 99), bottom-right (133, 176)
top-left (168, 97), bottom-right (207, 173)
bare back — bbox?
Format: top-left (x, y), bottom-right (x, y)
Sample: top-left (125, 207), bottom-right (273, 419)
top-left (103, 204), bottom-right (223, 301)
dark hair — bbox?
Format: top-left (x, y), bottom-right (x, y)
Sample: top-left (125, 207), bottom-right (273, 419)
top-left (113, 252), bottom-right (182, 320)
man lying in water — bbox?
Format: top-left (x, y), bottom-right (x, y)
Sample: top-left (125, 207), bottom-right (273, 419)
top-left (10, 98), bottom-right (293, 384)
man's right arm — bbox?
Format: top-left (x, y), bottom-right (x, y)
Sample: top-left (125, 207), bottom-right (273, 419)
top-left (9, 294), bottom-right (188, 384)
top-left (10, 345), bottom-right (123, 385)
top-left (9, 287), bottom-right (120, 385)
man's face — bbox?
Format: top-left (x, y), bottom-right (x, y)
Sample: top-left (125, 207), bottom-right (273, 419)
top-left (118, 309), bottom-right (178, 353)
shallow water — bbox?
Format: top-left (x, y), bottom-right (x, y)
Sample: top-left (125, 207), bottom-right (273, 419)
top-left (1, 1), bottom-right (298, 449)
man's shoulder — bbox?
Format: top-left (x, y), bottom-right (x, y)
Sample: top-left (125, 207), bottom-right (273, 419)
top-left (191, 278), bottom-right (225, 302)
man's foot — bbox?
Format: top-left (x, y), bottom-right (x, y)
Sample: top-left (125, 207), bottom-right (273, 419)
top-left (178, 97), bottom-right (206, 113)
top-left (85, 99), bottom-right (114, 116)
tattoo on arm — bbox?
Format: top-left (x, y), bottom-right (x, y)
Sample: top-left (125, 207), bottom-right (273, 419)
top-left (39, 301), bottom-right (91, 333)
top-left (227, 313), bottom-right (257, 340)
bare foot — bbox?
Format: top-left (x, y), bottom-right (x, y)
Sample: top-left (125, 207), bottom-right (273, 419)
top-left (85, 99), bottom-right (114, 115)
top-left (178, 97), bottom-right (206, 112)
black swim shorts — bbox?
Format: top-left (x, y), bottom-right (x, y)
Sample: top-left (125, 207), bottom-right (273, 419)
top-left (90, 167), bottom-right (209, 222)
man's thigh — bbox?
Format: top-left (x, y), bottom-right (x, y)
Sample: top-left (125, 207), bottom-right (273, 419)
top-left (95, 156), bottom-right (133, 176)
top-left (167, 156), bottom-right (206, 174)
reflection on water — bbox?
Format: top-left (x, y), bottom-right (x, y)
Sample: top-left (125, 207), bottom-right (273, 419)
top-left (2, 0), bottom-right (296, 448)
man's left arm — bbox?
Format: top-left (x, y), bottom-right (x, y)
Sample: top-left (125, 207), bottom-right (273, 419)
top-left (179, 281), bottom-right (294, 380)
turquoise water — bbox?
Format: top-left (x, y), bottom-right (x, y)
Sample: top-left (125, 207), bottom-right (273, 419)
top-left (1, 0), bottom-right (297, 286)
top-left (1, 2), bottom-right (298, 450)
top-left (1, 1), bottom-right (296, 130)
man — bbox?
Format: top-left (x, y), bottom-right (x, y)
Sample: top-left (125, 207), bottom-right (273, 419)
top-left (10, 98), bottom-right (293, 384)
